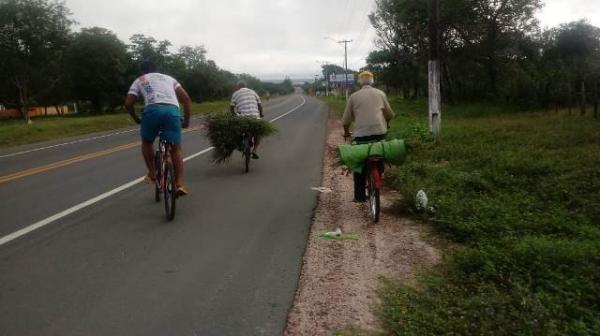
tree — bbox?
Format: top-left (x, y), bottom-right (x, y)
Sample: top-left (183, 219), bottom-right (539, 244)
top-left (128, 34), bottom-right (173, 71)
top-left (552, 20), bottom-right (600, 115)
top-left (321, 64), bottom-right (346, 79)
top-left (65, 27), bottom-right (130, 113)
top-left (367, 0), bottom-right (546, 103)
top-left (177, 45), bottom-right (207, 70)
top-left (0, 0), bottom-right (73, 121)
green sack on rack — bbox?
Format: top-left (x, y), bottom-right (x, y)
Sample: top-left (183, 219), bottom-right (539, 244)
top-left (338, 139), bottom-right (406, 173)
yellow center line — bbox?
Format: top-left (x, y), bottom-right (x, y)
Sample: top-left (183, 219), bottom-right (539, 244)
top-left (0, 125), bottom-right (203, 185)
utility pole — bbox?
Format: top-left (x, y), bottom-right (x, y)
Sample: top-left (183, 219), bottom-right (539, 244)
top-left (338, 39), bottom-right (353, 100)
top-left (428, 0), bottom-right (441, 141)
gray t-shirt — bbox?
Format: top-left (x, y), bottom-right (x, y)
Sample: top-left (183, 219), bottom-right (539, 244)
top-left (231, 88), bottom-right (261, 117)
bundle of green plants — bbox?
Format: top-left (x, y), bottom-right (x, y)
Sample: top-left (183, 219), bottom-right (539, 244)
top-left (204, 113), bottom-right (277, 163)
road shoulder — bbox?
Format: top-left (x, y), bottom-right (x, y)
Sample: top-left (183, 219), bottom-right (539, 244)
top-left (285, 108), bottom-right (442, 334)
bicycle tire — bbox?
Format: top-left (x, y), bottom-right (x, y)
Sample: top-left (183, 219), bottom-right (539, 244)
top-left (243, 136), bottom-right (251, 173)
top-left (164, 162), bottom-right (176, 221)
top-left (154, 151), bottom-right (161, 202)
top-left (368, 168), bottom-right (381, 223)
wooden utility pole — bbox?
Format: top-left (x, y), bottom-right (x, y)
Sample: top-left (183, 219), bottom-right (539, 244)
top-left (580, 80), bottom-right (586, 116)
top-left (428, 0), bottom-right (441, 141)
top-left (594, 81), bottom-right (598, 118)
top-left (338, 40), bottom-right (353, 100)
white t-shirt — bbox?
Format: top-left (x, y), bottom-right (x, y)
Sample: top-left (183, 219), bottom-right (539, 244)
top-left (231, 88), bottom-right (261, 117)
top-left (128, 73), bottom-right (181, 107)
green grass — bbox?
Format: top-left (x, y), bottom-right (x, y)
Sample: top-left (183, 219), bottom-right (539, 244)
top-left (0, 101), bottom-right (229, 149)
top-left (321, 96), bottom-right (600, 335)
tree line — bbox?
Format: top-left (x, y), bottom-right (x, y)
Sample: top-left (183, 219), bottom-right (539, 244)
top-left (0, 0), bottom-right (294, 120)
top-left (366, 0), bottom-right (600, 115)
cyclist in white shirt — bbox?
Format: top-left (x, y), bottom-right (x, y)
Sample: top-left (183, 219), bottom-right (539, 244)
top-left (230, 80), bottom-right (264, 159)
top-left (124, 60), bottom-right (192, 195)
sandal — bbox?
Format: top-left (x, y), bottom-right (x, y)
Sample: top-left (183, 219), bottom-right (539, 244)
top-left (176, 185), bottom-right (189, 197)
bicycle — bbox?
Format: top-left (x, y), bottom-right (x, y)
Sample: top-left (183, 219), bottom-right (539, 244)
top-left (154, 132), bottom-right (177, 221)
top-left (241, 131), bottom-right (254, 173)
top-left (346, 135), bottom-right (385, 223)
top-left (364, 155), bottom-right (384, 222)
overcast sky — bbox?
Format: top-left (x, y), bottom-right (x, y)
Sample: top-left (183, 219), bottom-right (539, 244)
top-left (64, 0), bottom-right (600, 80)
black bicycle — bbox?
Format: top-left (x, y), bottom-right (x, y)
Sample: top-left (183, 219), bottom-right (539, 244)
top-left (241, 131), bottom-right (254, 173)
top-left (154, 134), bottom-right (177, 221)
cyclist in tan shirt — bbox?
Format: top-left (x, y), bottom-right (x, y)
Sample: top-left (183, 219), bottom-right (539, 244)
top-left (342, 71), bottom-right (395, 202)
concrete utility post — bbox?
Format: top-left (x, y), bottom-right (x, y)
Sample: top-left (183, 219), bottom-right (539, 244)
top-left (338, 40), bottom-right (353, 100)
top-left (428, 0), bottom-right (441, 141)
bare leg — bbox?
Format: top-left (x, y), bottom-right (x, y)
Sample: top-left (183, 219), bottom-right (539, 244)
top-left (170, 144), bottom-right (184, 187)
top-left (253, 136), bottom-right (261, 153)
top-left (142, 141), bottom-right (155, 180)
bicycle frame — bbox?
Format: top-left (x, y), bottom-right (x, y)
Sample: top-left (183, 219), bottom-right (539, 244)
top-left (241, 131), bottom-right (254, 173)
top-left (157, 139), bottom-right (172, 189)
top-left (154, 132), bottom-right (177, 221)
top-left (366, 157), bottom-right (384, 189)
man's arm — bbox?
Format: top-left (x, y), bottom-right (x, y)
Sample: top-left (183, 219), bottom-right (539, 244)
top-left (124, 94), bottom-right (141, 124)
top-left (258, 103), bottom-right (264, 118)
top-left (382, 94), bottom-right (395, 123)
top-left (175, 87), bottom-right (192, 128)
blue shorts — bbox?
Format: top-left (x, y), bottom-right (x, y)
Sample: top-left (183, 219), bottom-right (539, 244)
top-left (140, 104), bottom-right (182, 145)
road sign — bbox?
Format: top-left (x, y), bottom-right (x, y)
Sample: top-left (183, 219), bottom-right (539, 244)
top-left (329, 73), bottom-right (355, 85)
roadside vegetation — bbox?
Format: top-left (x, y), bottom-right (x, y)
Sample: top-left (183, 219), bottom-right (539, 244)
top-left (322, 95), bottom-right (600, 335)
top-left (0, 101), bottom-right (228, 149)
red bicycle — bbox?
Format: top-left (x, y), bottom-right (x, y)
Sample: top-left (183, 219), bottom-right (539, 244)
top-left (345, 135), bottom-right (385, 222)
top-left (364, 155), bottom-right (384, 222)
top-left (154, 134), bottom-right (177, 221)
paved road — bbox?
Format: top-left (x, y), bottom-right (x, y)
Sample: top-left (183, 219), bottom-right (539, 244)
top-left (0, 94), bottom-right (328, 335)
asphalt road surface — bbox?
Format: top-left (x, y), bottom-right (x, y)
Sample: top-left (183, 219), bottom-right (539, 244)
top-left (0, 94), bottom-right (328, 336)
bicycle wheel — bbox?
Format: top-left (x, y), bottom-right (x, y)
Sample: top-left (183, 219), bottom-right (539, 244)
top-left (367, 167), bottom-right (381, 223)
top-left (243, 136), bottom-right (251, 173)
top-left (164, 162), bottom-right (177, 221)
top-left (154, 151), bottom-right (161, 202)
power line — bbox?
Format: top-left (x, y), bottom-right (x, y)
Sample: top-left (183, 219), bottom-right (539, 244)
top-left (349, 0), bottom-right (376, 56)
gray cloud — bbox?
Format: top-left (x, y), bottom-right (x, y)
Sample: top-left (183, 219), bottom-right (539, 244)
top-left (65, 0), bottom-right (377, 80)
top-left (64, 0), bottom-right (599, 80)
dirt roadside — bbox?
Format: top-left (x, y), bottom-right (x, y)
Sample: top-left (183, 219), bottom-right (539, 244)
top-left (284, 111), bottom-right (442, 335)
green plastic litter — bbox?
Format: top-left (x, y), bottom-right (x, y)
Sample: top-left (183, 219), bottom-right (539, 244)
top-left (338, 139), bottom-right (406, 174)
top-left (318, 233), bottom-right (359, 240)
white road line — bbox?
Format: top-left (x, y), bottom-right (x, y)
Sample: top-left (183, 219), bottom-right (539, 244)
top-left (0, 177), bottom-right (144, 246)
top-left (183, 147), bottom-right (214, 162)
top-left (0, 129), bottom-right (138, 159)
top-left (0, 96), bottom-right (308, 247)
top-left (0, 115), bottom-right (208, 159)
top-left (269, 96), bottom-right (306, 122)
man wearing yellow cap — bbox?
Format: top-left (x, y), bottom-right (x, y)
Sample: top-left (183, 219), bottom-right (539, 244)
top-left (342, 71), bottom-right (395, 202)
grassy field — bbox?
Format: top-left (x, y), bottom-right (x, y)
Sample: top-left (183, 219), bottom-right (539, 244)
top-left (0, 101), bottom-right (229, 149)
top-left (320, 96), bottom-right (600, 335)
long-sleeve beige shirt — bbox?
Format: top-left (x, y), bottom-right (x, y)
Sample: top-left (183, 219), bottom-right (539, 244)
top-left (342, 85), bottom-right (394, 137)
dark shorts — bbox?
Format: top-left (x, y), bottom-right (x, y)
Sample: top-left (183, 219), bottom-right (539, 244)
top-left (140, 104), bottom-right (182, 145)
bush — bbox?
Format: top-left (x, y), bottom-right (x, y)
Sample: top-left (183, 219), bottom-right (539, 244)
top-left (205, 113), bottom-right (277, 163)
